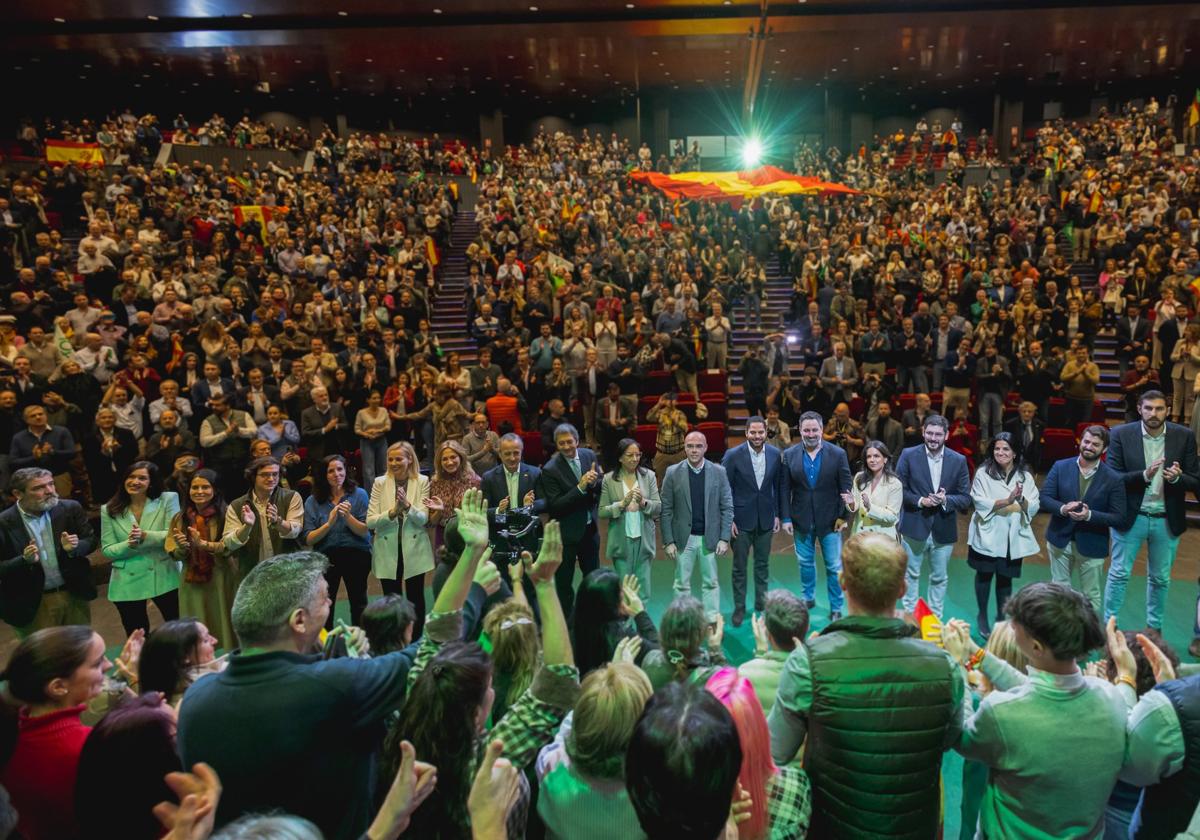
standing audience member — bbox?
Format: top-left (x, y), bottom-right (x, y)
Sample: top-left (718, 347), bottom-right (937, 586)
top-left (222, 456), bottom-right (304, 582)
top-left (165, 469), bottom-right (237, 646)
top-left (302, 454), bottom-right (372, 628)
top-left (598, 438), bottom-right (661, 600)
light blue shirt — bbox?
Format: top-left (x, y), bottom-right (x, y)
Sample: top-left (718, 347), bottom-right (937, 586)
top-left (18, 504), bottom-right (63, 589)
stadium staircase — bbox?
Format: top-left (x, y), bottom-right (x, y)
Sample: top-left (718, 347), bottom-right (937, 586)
top-left (430, 208), bottom-right (480, 362)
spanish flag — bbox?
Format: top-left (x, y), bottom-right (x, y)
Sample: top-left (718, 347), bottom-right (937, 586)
top-left (1188, 89), bottom-right (1200, 128)
top-left (45, 139), bottom-right (104, 168)
top-left (630, 165), bottom-right (858, 208)
top-left (1088, 189), bottom-right (1103, 215)
top-left (912, 598), bottom-right (943, 646)
top-left (425, 237), bottom-right (440, 268)
top-left (232, 206), bottom-right (288, 243)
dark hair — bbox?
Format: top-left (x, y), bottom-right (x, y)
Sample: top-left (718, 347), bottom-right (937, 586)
top-left (105, 460), bottom-right (164, 517)
top-left (242, 455), bottom-right (281, 484)
top-left (1103, 628), bottom-right (1180, 696)
top-left (3, 625), bottom-right (96, 706)
top-left (554, 422), bottom-right (580, 443)
top-left (798, 410), bottom-right (824, 428)
top-left (763, 590), bottom-right (809, 651)
top-left (1005, 581), bottom-right (1105, 661)
top-left (1081, 424), bottom-right (1110, 448)
top-left (922, 413), bottom-right (949, 432)
top-left (608, 437), bottom-right (648, 482)
top-left (854, 440), bottom-right (898, 490)
top-left (181, 468), bottom-right (226, 520)
top-left (744, 414), bottom-right (766, 431)
top-left (75, 695), bottom-right (181, 839)
top-left (1139, 389), bottom-right (1167, 407)
top-left (360, 595), bottom-right (417, 656)
top-left (572, 569), bottom-right (625, 676)
top-left (982, 431), bottom-right (1027, 482)
top-left (137, 619), bottom-right (204, 698)
top-left (383, 642), bottom-right (493, 838)
top-left (626, 682), bottom-right (743, 840)
top-left (311, 454), bottom-right (358, 503)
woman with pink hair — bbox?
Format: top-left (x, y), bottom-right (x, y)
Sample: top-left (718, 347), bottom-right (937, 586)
top-left (706, 667), bottom-right (812, 840)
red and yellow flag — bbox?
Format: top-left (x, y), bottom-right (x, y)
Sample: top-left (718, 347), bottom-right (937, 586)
top-left (1088, 190), bottom-right (1103, 215)
top-left (630, 165), bottom-right (858, 208)
top-left (912, 598), bottom-right (943, 646)
top-left (45, 139), bottom-right (104, 168)
top-left (425, 237), bottom-right (440, 268)
top-left (233, 206), bottom-right (288, 243)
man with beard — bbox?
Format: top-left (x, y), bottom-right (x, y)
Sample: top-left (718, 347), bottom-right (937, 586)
top-left (0, 468), bottom-right (95, 634)
top-left (1104, 391), bottom-right (1200, 631)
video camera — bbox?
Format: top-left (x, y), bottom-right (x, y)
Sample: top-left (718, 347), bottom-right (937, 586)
top-left (492, 505), bottom-right (543, 566)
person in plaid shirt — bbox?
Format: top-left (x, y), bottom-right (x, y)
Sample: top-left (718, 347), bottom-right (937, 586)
top-left (380, 489), bottom-right (580, 840)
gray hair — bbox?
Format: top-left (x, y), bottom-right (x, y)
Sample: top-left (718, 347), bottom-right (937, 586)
top-left (231, 551), bottom-right (330, 648)
top-left (213, 814), bottom-right (323, 840)
top-left (499, 432), bottom-right (523, 447)
top-left (9, 467), bottom-right (52, 495)
top-left (553, 422), bottom-right (580, 443)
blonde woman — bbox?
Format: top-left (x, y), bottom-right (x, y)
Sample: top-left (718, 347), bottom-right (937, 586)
top-left (840, 441), bottom-right (903, 541)
top-left (366, 441), bottom-right (434, 636)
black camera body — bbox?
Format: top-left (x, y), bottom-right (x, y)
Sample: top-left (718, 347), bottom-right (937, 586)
top-left (492, 505), bottom-right (542, 566)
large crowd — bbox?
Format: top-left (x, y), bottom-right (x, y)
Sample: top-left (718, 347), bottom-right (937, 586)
top-left (0, 95), bottom-right (1198, 839)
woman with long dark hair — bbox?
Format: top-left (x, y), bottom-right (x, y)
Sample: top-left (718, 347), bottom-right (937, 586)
top-left (0, 626), bottom-right (110, 840)
top-left (165, 470), bottom-right (236, 645)
top-left (571, 568), bottom-right (660, 678)
top-left (137, 617), bottom-right (224, 704)
top-left (597, 439), bottom-right (661, 599)
top-left (302, 454), bottom-right (372, 628)
top-left (100, 461), bottom-right (181, 635)
top-left (966, 432), bottom-right (1040, 637)
top-left (841, 440), bottom-right (904, 541)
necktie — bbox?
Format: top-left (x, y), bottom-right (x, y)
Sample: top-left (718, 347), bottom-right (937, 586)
top-left (570, 458), bottom-right (582, 479)
top-left (1024, 423), bottom-right (1033, 448)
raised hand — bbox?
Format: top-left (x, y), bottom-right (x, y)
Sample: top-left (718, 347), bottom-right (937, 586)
top-left (467, 740), bottom-right (520, 839)
top-left (473, 559), bottom-right (502, 596)
top-left (1105, 617), bottom-right (1137, 683)
top-left (241, 504), bottom-right (256, 526)
top-left (1135, 632), bottom-right (1178, 684)
top-left (522, 488), bottom-right (536, 506)
top-left (612, 634), bottom-right (643, 664)
top-left (22, 540), bottom-right (39, 564)
top-left (455, 487), bottom-right (490, 551)
top-left (154, 762), bottom-right (221, 840)
top-left (527, 520), bottom-right (563, 585)
top-left (114, 628), bottom-right (145, 684)
top-left (370, 740), bottom-right (437, 838)
top-left (620, 574), bottom-right (644, 616)
top-left (751, 612), bottom-right (770, 654)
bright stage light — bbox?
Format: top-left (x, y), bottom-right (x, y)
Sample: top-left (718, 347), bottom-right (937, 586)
top-left (742, 137), bottom-right (763, 167)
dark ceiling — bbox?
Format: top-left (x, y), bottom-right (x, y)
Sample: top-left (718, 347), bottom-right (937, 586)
top-left (3, 1), bottom-right (1199, 117)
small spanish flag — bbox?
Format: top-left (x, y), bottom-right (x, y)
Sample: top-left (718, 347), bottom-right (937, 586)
top-left (912, 598), bottom-right (943, 646)
top-left (425, 237), bottom-right (440, 268)
top-left (232, 206), bottom-right (288, 243)
top-left (1088, 190), bottom-right (1103, 215)
top-left (45, 139), bottom-right (104, 168)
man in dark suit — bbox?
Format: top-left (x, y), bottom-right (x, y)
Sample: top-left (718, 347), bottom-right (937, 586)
top-left (480, 432), bottom-right (546, 571)
top-left (534, 422), bottom-right (602, 613)
top-left (190, 361), bottom-right (237, 423)
top-left (721, 416), bottom-right (785, 625)
top-left (896, 414), bottom-right (972, 618)
top-left (0, 467), bottom-right (96, 635)
top-left (1104, 390), bottom-right (1200, 630)
top-left (1003, 401), bottom-right (1046, 473)
top-left (1114, 302), bottom-right (1151, 377)
top-left (238, 366), bottom-right (281, 426)
top-left (1041, 424), bottom-right (1127, 616)
top-left (781, 411), bottom-right (852, 619)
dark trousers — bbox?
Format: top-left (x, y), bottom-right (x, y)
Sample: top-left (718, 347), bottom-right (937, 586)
top-left (1065, 396), bottom-right (1094, 429)
top-left (114, 590), bottom-right (180, 636)
top-left (732, 526), bottom-right (774, 612)
top-left (383, 539), bottom-right (427, 639)
top-left (323, 546), bottom-right (371, 630)
top-left (557, 521), bottom-right (599, 618)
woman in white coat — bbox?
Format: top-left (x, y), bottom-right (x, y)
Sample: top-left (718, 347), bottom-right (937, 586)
top-left (840, 440), bottom-right (904, 541)
top-left (366, 441), bottom-right (435, 637)
top-left (967, 432), bottom-right (1040, 638)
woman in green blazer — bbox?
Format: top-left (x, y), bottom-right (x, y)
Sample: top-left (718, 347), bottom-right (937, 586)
top-left (100, 460), bottom-right (181, 635)
top-left (598, 438), bottom-right (662, 598)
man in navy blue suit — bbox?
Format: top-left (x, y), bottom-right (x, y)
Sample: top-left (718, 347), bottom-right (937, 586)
top-left (782, 411), bottom-right (852, 620)
top-left (722, 415), bottom-right (786, 626)
top-left (896, 414), bottom-right (972, 618)
top-left (1040, 424), bottom-right (1127, 616)
top-left (534, 423), bottom-right (602, 614)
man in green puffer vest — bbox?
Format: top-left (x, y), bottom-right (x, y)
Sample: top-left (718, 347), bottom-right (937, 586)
top-left (768, 531), bottom-right (967, 839)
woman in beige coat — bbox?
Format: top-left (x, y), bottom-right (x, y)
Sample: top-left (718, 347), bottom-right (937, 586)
top-left (841, 440), bottom-right (904, 541)
top-left (366, 442), bottom-right (434, 636)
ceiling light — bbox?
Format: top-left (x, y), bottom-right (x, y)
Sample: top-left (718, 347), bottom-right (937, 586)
top-left (338, 10), bottom-right (348, 15)
top-left (626, 2), bottom-right (635, 7)
top-left (529, 5), bottom-right (538, 10)
top-left (433, 7), bottom-right (442, 12)
top-left (147, 14), bottom-right (158, 20)
top-left (53, 16), bottom-right (65, 22)
top-left (242, 13), bottom-right (253, 18)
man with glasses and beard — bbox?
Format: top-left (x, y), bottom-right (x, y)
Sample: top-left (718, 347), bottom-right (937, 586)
top-left (0, 467), bottom-right (95, 635)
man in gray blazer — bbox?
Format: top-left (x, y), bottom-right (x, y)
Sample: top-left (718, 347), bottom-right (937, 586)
top-left (661, 430), bottom-right (734, 622)
top-left (818, 341), bottom-right (858, 404)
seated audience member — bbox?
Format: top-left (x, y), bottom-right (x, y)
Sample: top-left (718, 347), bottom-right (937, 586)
top-left (75, 693), bottom-right (182, 840)
top-left (381, 491), bottom-right (578, 840)
top-left (706, 667), bottom-right (812, 839)
top-left (0, 626), bottom-right (109, 840)
top-left (536, 663), bottom-right (654, 840)
top-left (176, 550), bottom-right (419, 840)
top-left (640, 595), bottom-right (726, 691)
top-left (626, 680), bottom-right (744, 840)
top-left (942, 583), bottom-right (1131, 838)
top-left (768, 532), bottom-right (965, 837)
top-left (738, 590), bottom-right (809, 714)
top-left (571, 568), bottom-right (660, 678)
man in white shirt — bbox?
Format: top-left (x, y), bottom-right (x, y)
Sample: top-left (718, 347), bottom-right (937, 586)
top-left (148, 379), bottom-right (194, 429)
top-left (71, 333), bottom-right (119, 384)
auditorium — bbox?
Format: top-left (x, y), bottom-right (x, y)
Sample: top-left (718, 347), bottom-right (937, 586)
top-left (0, 0), bottom-right (1198, 837)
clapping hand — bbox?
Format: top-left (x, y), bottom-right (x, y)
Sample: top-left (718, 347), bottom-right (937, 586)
top-left (467, 740), bottom-right (520, 840)
top-left (1162, 461), bottom-right (1183, 483)
top-left (751, 613), bottom-right (770, 655)
top-left (612, 634), bottom-right (643, 664)
top-left (114, 628), bottom-right (145, 684)
top-left (1134, 626), bottom-right (1177, 684)
top-left (620, 574), bottom-right (644, 616)
top-left (240, 504), bottom-right (256, 526)
top-left (172, 528), bottom-right (191, 550)
top-left (522, 489), bottom-right (536, 506)
top-left (1105, 617), bottom-right (1138, 683)
top-left (154, 762), bottom-right (221, 840)
top-left (22, 540), bottom-right (39, 564)
top-left (370, 740), bottom-right (437, 838)
top-left (128, 524), bottom-right (145, 547)
top-left (265, 502), bottom-right (280, 525)
top-left (455, 488), bottom-right (490, 551)
top-left (526, 520), bottom-right (563, 585)
top-left (59, 531), bottom-right (79, 553)
top-left (840, 490), bottom-right (854, 509)
top-left (426, 495), bottom-right (446, 513)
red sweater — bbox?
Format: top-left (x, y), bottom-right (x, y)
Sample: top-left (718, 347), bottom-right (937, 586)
top-left (485, 393), bottom-right (524, 433)
top-left (1, 704), bottom-right (91, 840)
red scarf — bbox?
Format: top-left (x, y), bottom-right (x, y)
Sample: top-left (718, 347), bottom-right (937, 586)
top-left (183, 505), bottom-right (219, 584)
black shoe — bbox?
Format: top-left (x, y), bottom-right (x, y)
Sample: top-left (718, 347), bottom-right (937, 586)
top-left (829, 611), bottom-right (843, 623)
top-left (977, 613), bottom-right (992, 640)
top-left (731, 606), bottom-right (746, 628)
top-left (805, 599), bottom-right (816, 609)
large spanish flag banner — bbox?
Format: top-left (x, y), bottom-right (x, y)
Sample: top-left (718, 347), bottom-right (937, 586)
top-left (630, 164), bottom-right (859, 207)
top-left (233, 206), bottom-right (289, 243)
top-left (45, 139), bottom-right (104, 168)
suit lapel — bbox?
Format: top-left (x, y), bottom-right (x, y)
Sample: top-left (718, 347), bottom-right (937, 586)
top-left (1123, 425), bottom-right (1146, 473)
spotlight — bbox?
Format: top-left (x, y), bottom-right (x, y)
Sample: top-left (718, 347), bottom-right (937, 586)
top-left (742, 137), bottom-right (763, 167)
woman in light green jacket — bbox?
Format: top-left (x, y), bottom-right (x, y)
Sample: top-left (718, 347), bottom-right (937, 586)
top-left (101, 460), bottom-right (181, 636)
top-left (598, 439), bottom-right (661, 599)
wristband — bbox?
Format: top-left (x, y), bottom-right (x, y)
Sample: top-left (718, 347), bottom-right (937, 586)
top-left (965, 648), bottom-right (986, 671)
top-left (1116, 674), bottom-right (1137, 691)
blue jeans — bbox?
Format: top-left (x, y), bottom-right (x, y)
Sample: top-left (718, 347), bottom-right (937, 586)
top-left (898, 365), bottom-right (929, 395)
top-left (1106, 514), bottom-right (1182, 629)
top-left (902, 535), bottom-right (955, 617)
top-left (360, 436), bottom-right (388, 487)
top-left (793, 530), bottom-right (844, 612)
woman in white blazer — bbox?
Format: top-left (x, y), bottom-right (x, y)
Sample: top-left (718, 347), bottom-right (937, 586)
top-left (366, 441), bottom-right (435, 636)
top-left (967, 432), bottom-right (1040, 638)
top-left (598, 438), bottom-right (662, 598)
top-left (841, 441), bottom-right (904, 541)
